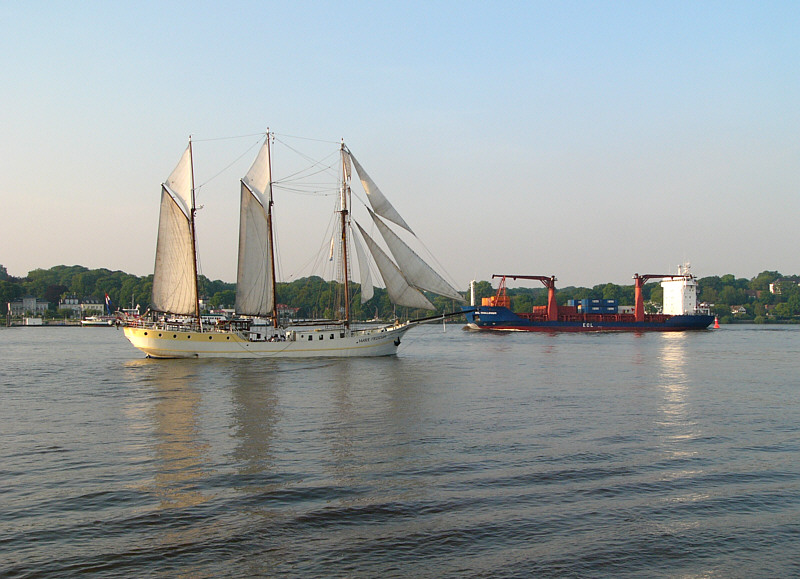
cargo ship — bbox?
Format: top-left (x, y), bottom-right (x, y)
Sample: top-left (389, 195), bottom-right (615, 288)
top-left (463, 265), bottom-right (714, 332)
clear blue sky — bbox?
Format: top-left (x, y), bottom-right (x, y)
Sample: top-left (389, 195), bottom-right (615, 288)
top-left (2, 1), bottom-right (798, 289)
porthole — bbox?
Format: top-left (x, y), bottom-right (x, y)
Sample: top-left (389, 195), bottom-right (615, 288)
top-left (308, 335), bottom-right (313, 341)
top-left (158, 333), bottom-right (162, 337)
top-left (319, 335), bottom-right (323, 340)
top-left (187, 335), bottom-right (191, 339)
top-left (173, 334), bottom-right (177, 338)
top-left (144, 331), bottom-right (148, 336)
top-left (330, 334), bottom-right (334, 339)
top-left (226, 336), bottom-right (230, 340)
top-left (208, 336), bottom-right (213, 340)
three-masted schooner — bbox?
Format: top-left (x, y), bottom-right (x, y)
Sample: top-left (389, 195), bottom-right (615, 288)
top-left (123, 133), bottom-right (464, 358)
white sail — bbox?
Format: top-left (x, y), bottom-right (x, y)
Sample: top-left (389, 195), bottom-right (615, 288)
top-left (235, 139), bottom-right (274, 316)
top-left (152, 188), bottom-right (197, 315)
top-left (235, 186), bottom-right (272, 315)
top-left (352, 228), bottom-right (374, 303)
top-left (367, 209), bottom-right (464, 302)
top-left (241, 139), bottom-right (270, 202)
top-left (348, 151), bottom-right (414, 234)
top-left (164, 145), bottom-right (193, 217)
top-left (355, 222), bottom-right (434, 310)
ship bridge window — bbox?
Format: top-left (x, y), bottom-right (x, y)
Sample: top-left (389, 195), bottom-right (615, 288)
top-left (330, 334), bottom-right (334, 339)
top-left (308, 335), bottom-right (312, 341)
top-left (319, 335), bottom-right (323, 340)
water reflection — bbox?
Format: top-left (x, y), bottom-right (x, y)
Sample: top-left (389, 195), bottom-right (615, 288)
top-left (320, 357), bottom-right (434, 500)
top-left (125, 359), bottom-right (211, 510)
top-left (229, 361), bottom-right (281, 477)
top-left (655, 332), bottom-right (696, 448)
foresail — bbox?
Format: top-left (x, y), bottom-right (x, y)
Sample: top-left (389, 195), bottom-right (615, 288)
top-left (355, 222), bottom-right (434, 310)
top-left (368, 210), bottom-right (464, 302)
top-left (152, 188), bottom-right (198, 315)
top-left (235, 182), bottom-right (273, 316)
top-left (351, 227), bottom-right (374, 303)
top-left (348, 151), bottom-right (414, 235)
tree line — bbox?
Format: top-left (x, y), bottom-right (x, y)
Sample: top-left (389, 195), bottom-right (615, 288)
top-left (0, 264), bottom-right (458, 321)
top-left (2, 264), bottom-right (798, 323)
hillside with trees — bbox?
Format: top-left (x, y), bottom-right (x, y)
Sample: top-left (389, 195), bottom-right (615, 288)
top-left (2, 264), bottom-right (799, 323)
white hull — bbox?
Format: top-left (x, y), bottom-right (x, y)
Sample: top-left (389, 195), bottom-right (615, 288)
top-left (123, 322), bottom-right (413, 358)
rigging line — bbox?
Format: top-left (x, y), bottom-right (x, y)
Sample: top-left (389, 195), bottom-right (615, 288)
top-left (272, 132), bottom-right (339, 145)
top-left (283, 211), bottom-right (338, 282)
top-left (192, 131), bottom-right (267, 142)
top-left (272, 185), bottom-right (338, 197)
top-left (273, 137), bottom-right (340, 180)
top-left (273, 162), bottom-right (339, 185)
top-left (195, 137), bottom-right (263, 191)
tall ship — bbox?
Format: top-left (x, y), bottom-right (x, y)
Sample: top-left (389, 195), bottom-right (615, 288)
top-left (123, 132), bottom-right (464, 358)
top-left (463, 266), bottom-right (714, 332)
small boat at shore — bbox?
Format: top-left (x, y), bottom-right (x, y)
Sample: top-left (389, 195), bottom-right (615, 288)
top-left (81, 316), bottom-right (114, 327)
top-left (123, 132), bottom-right (464, 358)
top-left (463, 265), bottom-right (714, 332)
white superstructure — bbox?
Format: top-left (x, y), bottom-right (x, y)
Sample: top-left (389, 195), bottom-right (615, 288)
top-left (661, 263), bottom-right (699, 315)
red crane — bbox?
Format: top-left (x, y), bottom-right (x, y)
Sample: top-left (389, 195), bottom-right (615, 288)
top-left (493, 274), bottom-right (559, 321)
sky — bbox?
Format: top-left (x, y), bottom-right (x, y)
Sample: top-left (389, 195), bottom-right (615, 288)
top-left (1, 1), bottom-right (798, 291)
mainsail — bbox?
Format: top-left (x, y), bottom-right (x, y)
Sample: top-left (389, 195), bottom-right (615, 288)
top-left (151, 145), bottom-right (198, 315)
top-left (235, 139), bottom-right (274, 316)
top-left (366, 209), bottom-right (464, 302)
top-left (355, 222), bottom-right (434, 310)
top-left (348, 151), bottom-right (414, 234)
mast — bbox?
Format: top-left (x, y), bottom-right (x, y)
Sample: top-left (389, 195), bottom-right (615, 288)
top-left (266, 131), bottom-right (279, 328)
top-left (340, 142), bottom-right (351, 328)
top-left (188, 137), bottom-right (201, 323)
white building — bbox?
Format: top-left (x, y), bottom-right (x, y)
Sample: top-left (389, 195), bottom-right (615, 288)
top-left (8, 296), bottom-right (50, 316)
top-left (58, 295), bottom-right (82, 316)
top-left (80, 297), bottom-right (105, 315)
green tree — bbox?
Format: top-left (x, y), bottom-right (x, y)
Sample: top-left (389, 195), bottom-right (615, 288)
top-left (750, 271), bottom-right (781, 292)
top-left (208, 290), bottom-right (236, 309)
top-left (600, 283), bottom-right (622, 302)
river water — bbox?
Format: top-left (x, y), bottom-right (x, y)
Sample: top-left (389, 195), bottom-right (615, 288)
top-left (1, 324), bottom-right (799, 577)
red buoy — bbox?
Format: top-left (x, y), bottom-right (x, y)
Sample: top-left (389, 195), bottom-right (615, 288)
top-left (714, 316), bottom-right (720, 329)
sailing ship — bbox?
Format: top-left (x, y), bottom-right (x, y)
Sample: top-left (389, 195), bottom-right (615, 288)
top-left (123, 133), bottom-right (464, 358)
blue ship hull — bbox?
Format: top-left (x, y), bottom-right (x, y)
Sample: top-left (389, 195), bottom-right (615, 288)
top-left (463, 306), bottom-right (714, 332)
